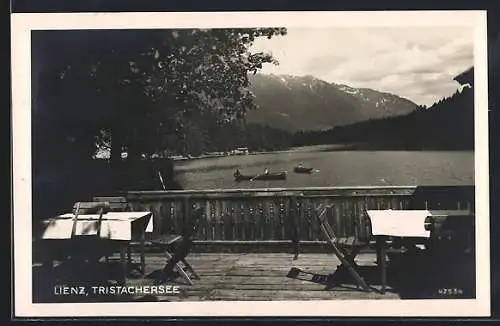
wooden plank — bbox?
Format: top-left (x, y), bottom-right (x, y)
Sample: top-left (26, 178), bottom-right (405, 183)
top-left (336, 236), bottom-right (357, 246)
top-left (126, 185), bottom-right (421, 198)
top-left (310, 199), bottom-right (321, 241)
top-left (241, 201), bottom-right (250, 241)
top-left (206, 289), bottom-right (398, 300)
top-left (232, 201), bottom-right (242, 241)
top-left (214, 200), bottom-right (222, 240)
top-left (261, 200), bottom-right (270, 240)
top-left (346, 200), bottom-right (356, 237)
top-left (273, 200), bottom-right (281, 240)
top-left (207, 200), bottom-right (215, 241)
top-left (147, 278), bottom-right (331, 291)
top-left (138, 293), bottom-right (211, 302)
top-left (240, 254), bottom-right (344, 261)
top-left (306, 200), bottom-right (315, 241)
top-left (221, 200), bottom-right (232, 240)
top-left (207, 289), bottom-right (336, 300)
top-left (186, 283), bottom-right (328, 291)
top-left (257, 202), bottom-right (265, 240)
top-left (165, 202), bottom-right (174, 234)
top-left (214, 283), bottom-right (371, 291)
top-left (195, 201), bottom-right (205, 240)
top-left (189, 239), bottom-right (332, 245)
top-left (180, 275), bottom-right (323, 285)
top-left (227, 264), bottom-right (344, 272)
top-left (293, 197), bottom-right (303, 241)
top-left (182, 197), bottom-right (191, 236)
top-left (270, 199), bottom-right (278, 240)
top-left (93, 196), bottom-right (127, 203)
top-left (225, 268), bottom-right (336, 277)
top-left (248, 201), bottom-right (256, 241)
top-left (278, 198), bottom-right (286, 240)
top-left (232, 260), bottom-right (341, 267)
top-left (354, 199), bottom-right (365, 241)
top-left (257, 198), bottom-right (268, 240)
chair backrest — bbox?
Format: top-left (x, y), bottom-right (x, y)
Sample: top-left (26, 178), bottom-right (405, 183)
top-left (71, 201), bottom-right (110, 239)
top-left (93, 196), bottom-right (131, 211)
top-left (316, 204), bottom-right (337, 243)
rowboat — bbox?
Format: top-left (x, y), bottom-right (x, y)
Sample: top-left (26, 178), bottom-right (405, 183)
top-left (234, 171), bottom-right (287, 181)
top-left (293, 166), bottom-right (314, 174)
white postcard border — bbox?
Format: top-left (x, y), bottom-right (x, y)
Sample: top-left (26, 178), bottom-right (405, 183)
top-left (11, 10), bottom-right (490, 317)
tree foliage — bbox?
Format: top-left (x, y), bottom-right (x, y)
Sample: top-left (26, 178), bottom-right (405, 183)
top-left (292, 87), bottom-right (474, 150)
top-left (33, 28), bottom-right (287, 189)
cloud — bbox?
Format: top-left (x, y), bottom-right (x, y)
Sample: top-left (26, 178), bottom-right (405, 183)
top-left (305, 55), bottom-right (346, 76)
top-left (250, 26), bottom-right (474, 106)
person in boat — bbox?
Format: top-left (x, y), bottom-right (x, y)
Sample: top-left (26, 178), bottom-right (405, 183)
top-left (264, 168), bottom-right (270, 175)
top-left (295, 163), bottom-right (313, 173)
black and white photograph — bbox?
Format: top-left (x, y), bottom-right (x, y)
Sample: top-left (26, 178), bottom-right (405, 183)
top-left (12, 11), bottom-right (490, 317)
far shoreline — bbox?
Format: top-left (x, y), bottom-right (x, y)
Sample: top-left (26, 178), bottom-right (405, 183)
top-left (172, 143), bottom-right (475, 164)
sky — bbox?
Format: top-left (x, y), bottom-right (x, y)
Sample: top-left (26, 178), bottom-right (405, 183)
top-left (250, 27), bottom-right (474, 107)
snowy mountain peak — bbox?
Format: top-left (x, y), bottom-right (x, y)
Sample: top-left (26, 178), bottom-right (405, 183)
top-left (246, 73), bottom-right (417, 132)
top-left (338, 85), bottom-right (360, 95)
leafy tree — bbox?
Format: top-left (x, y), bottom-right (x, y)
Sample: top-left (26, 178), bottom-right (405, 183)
top-left (33, 28), bottom-right (287, 187)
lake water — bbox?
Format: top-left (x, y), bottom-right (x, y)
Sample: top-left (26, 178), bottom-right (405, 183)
top-left (172, 145), bottom-right (474, 190)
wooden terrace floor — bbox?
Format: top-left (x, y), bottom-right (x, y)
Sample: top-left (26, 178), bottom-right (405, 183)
top-left (33, 250), bottom-right (475, 303)
top-left (129, 252), bottom-right (398, 301)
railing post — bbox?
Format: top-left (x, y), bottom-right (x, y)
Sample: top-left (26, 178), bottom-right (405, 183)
top-left (182, 197), bottom-right (191, 237)
top-left (290, 195), bottom-right (301, 260)
top-left (353, 202), bottom-right (359, 241)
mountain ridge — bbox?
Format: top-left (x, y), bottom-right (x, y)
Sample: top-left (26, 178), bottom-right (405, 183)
top-left (246, 73), bottom-right (417, 132)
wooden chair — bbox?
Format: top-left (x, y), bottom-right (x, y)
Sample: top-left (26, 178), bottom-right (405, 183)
top-left (71, 201), bottom-right (110, 237)
top-left (315, 204), bottom-right (371, 291)
top-left (92, 196), bottom-right (144, 273)
top-left (153, 204), bottom-right (202, 285)
top-left (92, 196), bottom-right (131, 212)
top-left (68, 201), bottom-right (113, 264)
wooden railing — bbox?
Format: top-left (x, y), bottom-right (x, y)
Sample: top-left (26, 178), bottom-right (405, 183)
top-left (124, 185), bottom-right (474, 243)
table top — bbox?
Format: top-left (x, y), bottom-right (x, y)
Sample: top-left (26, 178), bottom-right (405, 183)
top-left (365, 209), bottom-right (473, 238)
top-left (366, 209), bottom-right (431, 238)
top-left (40, 211), bottom-right (153, 240)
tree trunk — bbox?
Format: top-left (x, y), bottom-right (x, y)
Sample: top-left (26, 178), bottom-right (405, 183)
top-left (127, 143), bottom-right (142, 162)
top-left (110, 125), bottom-right (124, 191)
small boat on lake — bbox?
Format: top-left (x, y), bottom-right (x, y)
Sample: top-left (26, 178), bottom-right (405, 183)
top-left (234, 170), bottom-right (287, 181)
top-left (293, 166), bottom-right (314, 174)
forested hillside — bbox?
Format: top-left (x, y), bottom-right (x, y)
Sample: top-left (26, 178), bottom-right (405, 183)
top-left (293, 85), bottom-right (474, 150)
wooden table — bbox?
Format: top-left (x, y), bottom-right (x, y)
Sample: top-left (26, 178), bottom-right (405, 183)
top-left (366, 209), bottom-right (473, 294)
top-left (38, 211), bottom-right (153, 283)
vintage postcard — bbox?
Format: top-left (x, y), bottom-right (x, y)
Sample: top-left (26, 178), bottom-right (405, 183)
top-left (11, 10), bottom-right (490, 317)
